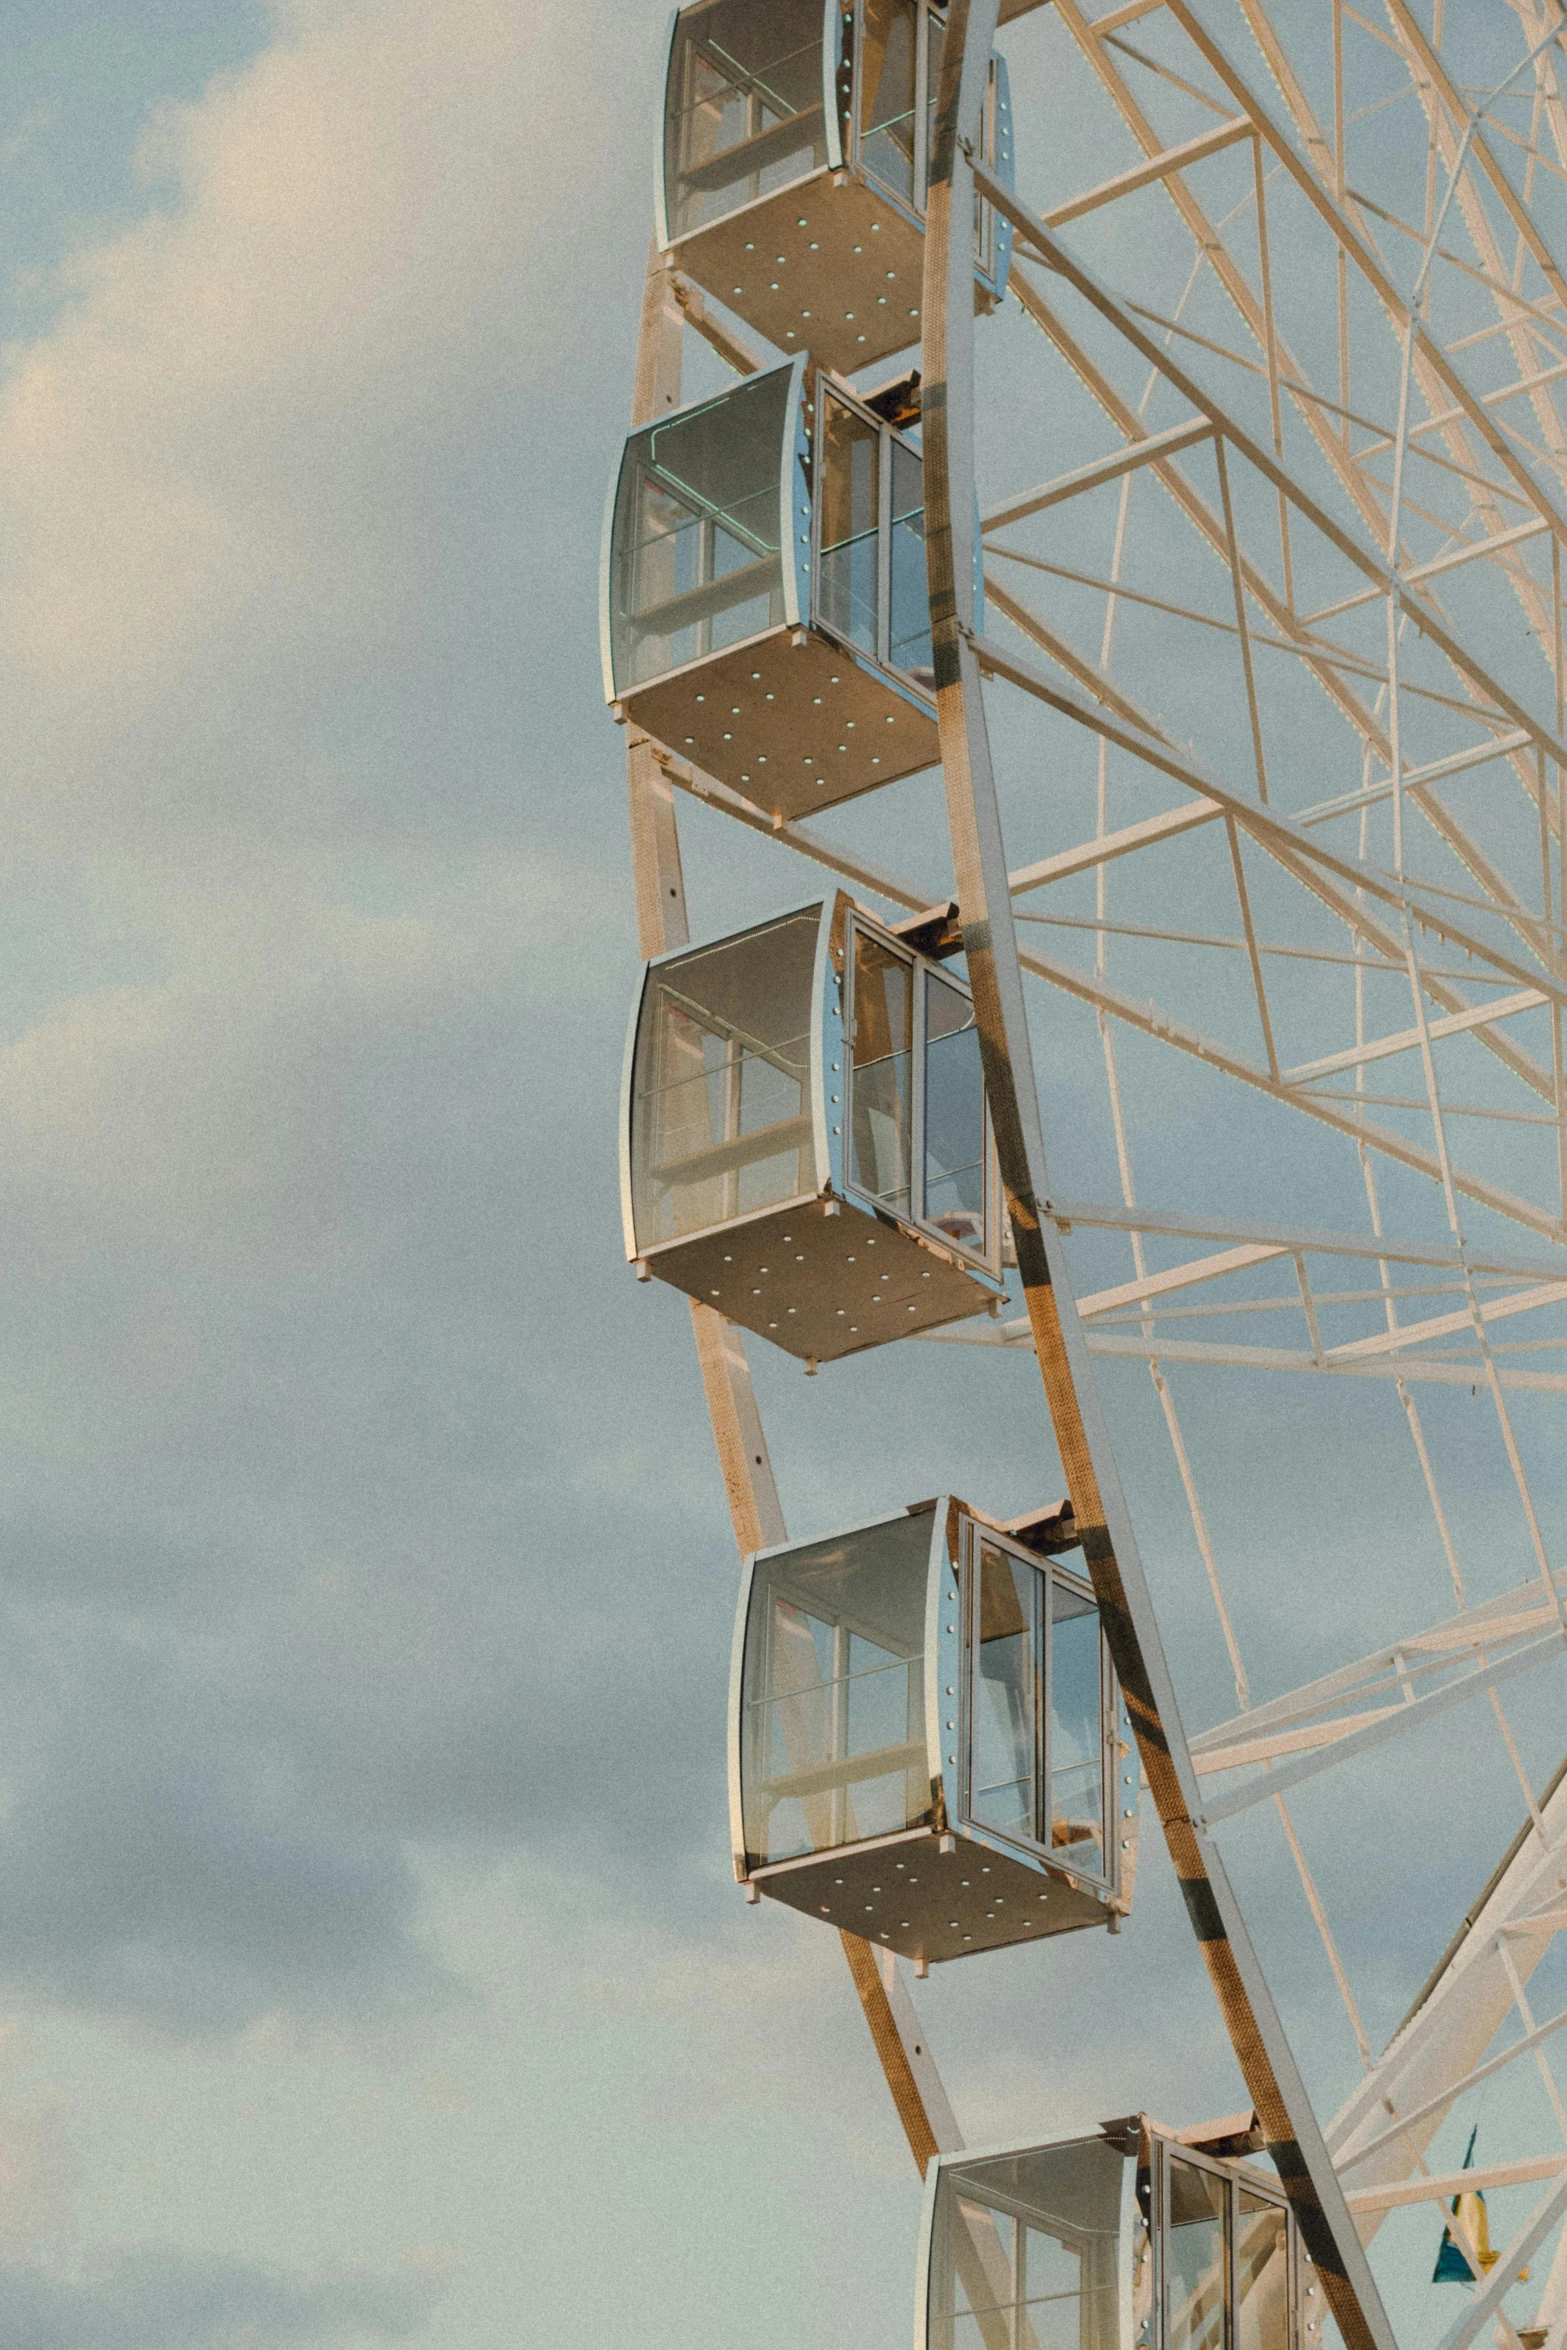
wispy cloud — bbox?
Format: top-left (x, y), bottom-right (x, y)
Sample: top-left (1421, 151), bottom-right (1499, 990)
top-left (0, 2244), bottom-right (443, 2347)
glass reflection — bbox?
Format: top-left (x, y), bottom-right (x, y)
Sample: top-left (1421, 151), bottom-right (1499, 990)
top-left (849, 928), bottom-right (914, 1213)
top-left (1050, 1586), bottom-right (1104, 1871)
top-left (971, 1543), bottom-right (1037, 1842)
top-left (663, 0), bottom-right (829, 243)
top-left (819, 393), bottom-right (881, 658)
top-left (1235, 2191), bottom-right (1290, 2350)
top-left (1166, 2161), bottom-right (1227, 2350)
top-left (924, 970), bottom-right (986, 1255)
top-left (741, 1509), bottom-right (935, 1865)
top-left (632, 910), bottom-right (818, 1248)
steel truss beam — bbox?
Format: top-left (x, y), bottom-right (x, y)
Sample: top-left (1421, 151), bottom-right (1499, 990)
top-left (1328, 1757), bottom-right (1567, 2214)
top-left (655, 736), bottom-right (1565, 1241)
top-left (621, 15), bottom-right (1567, 2335)
top-left (981, 10), bottom-right (1567, 962)
top-left (924, 10), bottom-right (1395, 2346)
top-left (1187, 1568), bottom-right (1567, 1823)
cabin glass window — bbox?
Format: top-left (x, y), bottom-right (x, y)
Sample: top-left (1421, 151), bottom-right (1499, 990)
top-left (631, 910), bottom-right (819, 1250)
top-left (1234, 2192), bottom-right (1290, 2350)
top-left (859, 0), bottom-right (919, 205)
top-left (963, 1534), bottom-right (1111, 1885)
top-left (970, 1544), bottom-right (1037, 1845)
top-left (1158, 2148), bottom-right (1295, 2350)
top-left (611, 367), bottom-right (792, 695)
top-left (930, 2138), bottom-right (1128, 2350)
top-left (815, 385), bottom-right (930, 689)
top-left (741, 1509), bottom-right (935, 1865)
top-left (664, 0), bottom-right (829, 243)
top-left (1166, 2162), bottom-right (1228, 2350)
top-left (889, 439), bottom-right (934, 682)
top-left (848, 926), bottom-right (915, 1217)
top-left (845, 921), bottom-right (988, 1259)
top-left (1051, 1582), bottom-right (1106, 1875)
top-left (923, 969), bottom-right (986, 1252)
top-left (818, 392), bottom-right (882, 658)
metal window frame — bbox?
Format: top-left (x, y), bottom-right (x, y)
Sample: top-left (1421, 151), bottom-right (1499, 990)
top-left (840, 903), bottom-right (999, 1268)
top-left (917, 2128), bottom-right (1143, 2350)
top-left (603, 354), bottom-right (809, 705)
top-left (1153, 2137), bottom-right (1299, 2350)
top-left (621, 894), bottom-right (832, 1263)
top-left (957, 1513), bottom-right (1116, 1895)
top-left (655, 0), bottom-right (840, 254)
top-left (811, 374), bottom-right (923, 677)
top-left (730, 1497), bottom-right (946, 1876)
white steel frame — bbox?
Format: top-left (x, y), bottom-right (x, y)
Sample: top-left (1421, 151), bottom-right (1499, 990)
top-left (616, 4), bottom-right (1567, 2345)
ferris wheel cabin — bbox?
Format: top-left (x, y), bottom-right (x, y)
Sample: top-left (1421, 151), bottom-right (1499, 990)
top-left (730, 1494), bottom-right (1137, 1965)
top-left (657, 0), bottom-right (1015, 377)
top-left (622, 894), bottom-right (1008, 1361)
top-left (919, 2118), bottom-right (1306, 2350)
top-left (604, 354), bottom-right (958, 817)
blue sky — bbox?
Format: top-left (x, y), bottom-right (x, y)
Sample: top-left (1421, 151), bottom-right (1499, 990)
top-left (0, 4), bottom-right (1559, 2347)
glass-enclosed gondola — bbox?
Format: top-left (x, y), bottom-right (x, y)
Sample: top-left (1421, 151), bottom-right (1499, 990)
top-left (622, 893), bottom-right (1009, 1361)
top-left (919, 2118), bottom-right (1306, 2350)
top-left (658, 0), bottom-right (1016, 375)
top-left (729, 1493), bottom-right (1139, 1964)
top-left (603, 354), bottom-right (952, 817)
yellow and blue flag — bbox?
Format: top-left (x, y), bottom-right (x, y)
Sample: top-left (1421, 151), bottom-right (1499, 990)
top-left (1433, 2129), bottom-right (1527, 2286)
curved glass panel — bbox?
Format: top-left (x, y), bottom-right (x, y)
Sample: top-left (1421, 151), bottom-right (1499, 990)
top-left (741, 1508), bottom-right (935, 1865)
top-left (611, 366), bottom-right (793, 695)
top-left (664, 0), bottom-right (829, 244)
top-left (631, 909), bottom-right (820, 1249)
top-left (929, 2137), bottom-right (1129, 2350)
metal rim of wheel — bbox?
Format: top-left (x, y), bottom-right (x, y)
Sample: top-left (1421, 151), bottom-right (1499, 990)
top-left (616, 9), bottom-right (1567, 2350)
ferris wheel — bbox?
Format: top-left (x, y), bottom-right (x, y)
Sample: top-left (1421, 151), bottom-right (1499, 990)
top-left (604, 7), bottom-right (1567, 2350)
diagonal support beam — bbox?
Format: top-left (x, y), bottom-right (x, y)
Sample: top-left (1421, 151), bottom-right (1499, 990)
top-left (1043, 116), bottom-right (1255, 226)
top-left (1433, 2173), bottom-right (1567, 2350)
top-left (1078, 1244), bottom-right (1287, 1317)
top-left (925, 15), bottom-right (1397, 2345)
top-left (1285, 990), bottom-right (1550, 1083)
top-left (1194, 1633), bottom-right (1567, 1822)
top-left (971, 623), bottom-right (1567, 1008)
top-left (983, 418), bottom-right (1215, 531)
top-left (1192, 1565), bottom-right (1567, 1759)
top-left (1346, 2155), bottom-right (1567, 2214)
top-left (1325, 1280), bottom-right (1567, 1363)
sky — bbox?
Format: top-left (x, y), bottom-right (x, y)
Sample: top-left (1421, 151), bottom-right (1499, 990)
top-left (0, 3), bottom-right (1560, 2348)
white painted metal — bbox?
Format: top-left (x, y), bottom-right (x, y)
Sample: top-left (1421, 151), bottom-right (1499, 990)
top-left (614, 5), bottom-right (1567, 2345)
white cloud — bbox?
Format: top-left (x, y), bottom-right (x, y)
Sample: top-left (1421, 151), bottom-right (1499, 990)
top-left (0, 0), bottom-right (596, 733)
top-left (0, 2244), bottom-right (442, 2347)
